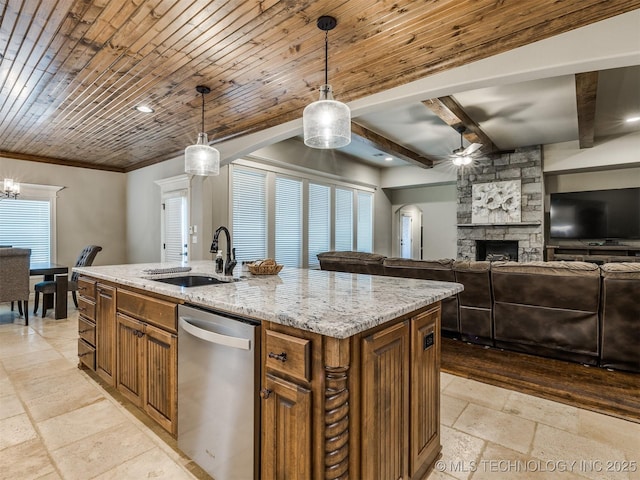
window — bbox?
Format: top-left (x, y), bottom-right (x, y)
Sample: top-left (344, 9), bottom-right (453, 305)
top-left (357, 191), bottom-right (374, 252)
top-left (230, 164), bottom-right (374, 268)
top-left (308, 183), bottom-right (330, 267)
top-left (275, 177), bottom-right (302, 267)
top-left (232, 168), bottom-right (267, 263)
top-left (0, 183), bottom-right (62, 263)
top-left (335, 188), bottom-right (353, 251)
top-left (0, 199), bottom-right (51, 263)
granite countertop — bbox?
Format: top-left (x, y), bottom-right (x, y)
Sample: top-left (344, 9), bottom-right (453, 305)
top-left (74, 261), bottom-right (463, 339)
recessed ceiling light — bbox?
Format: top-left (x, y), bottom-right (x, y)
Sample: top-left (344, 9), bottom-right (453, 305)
top-left (134, 105), bottom-right (154, 113)
top-left (625, 115), bottom-right (640, 123)
top-left (384, 156), bottom-right (393, 162)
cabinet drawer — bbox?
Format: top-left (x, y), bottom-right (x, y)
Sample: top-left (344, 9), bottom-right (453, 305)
top-left (265, 330), bottom-right (311, 383)
top-left (78, 296), bottom-right (96, 321)
top-left (117, 289), bottom-right (177, 333)
top-left (78, 339), bottom-right (96, 370)
top-left (77, 277), bottom-right (96, 301)
top-left (78, 316), bottom-right (96, 346)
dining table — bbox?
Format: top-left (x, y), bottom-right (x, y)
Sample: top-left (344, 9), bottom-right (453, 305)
top-left (30, 262), bottom-right (68, 319)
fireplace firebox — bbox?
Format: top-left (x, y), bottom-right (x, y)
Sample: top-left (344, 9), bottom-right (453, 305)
top-left (476, 240), bottom-right (519, 261)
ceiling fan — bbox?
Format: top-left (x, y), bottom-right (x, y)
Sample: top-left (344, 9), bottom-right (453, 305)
top-left (449, 125), bottom-right (483, 166)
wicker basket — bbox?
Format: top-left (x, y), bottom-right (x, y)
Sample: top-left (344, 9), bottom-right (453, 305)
top-left (248, 263), bottom-right (283, 275)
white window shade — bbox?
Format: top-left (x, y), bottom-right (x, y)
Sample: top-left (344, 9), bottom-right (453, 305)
top-left (335, 188), bottom-right (353, 251)
top-left (0, 199), bottom-right (51, 263)
top-left (308, 183), bottom-right (330, 267)
top-left (232, 168), bottom-right (267, 263)
top-left (275, 177), bottom-right (302, 267)
top-left (357, 191), bottom-right (374, 252)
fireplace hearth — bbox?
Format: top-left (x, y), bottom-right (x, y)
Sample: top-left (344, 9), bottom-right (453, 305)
top-left (476, 240), bottom-right (519, 261)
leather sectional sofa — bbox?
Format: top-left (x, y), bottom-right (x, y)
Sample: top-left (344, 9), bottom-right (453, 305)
top-left (317, 251), bottom-right (640, 373)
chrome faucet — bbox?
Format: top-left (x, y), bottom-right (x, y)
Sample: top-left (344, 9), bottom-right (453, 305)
top-left (210, 226), bottom-right (237, 276)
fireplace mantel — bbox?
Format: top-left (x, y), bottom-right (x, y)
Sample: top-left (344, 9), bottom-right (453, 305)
top-left (458, 222), bottom-right (541, 228)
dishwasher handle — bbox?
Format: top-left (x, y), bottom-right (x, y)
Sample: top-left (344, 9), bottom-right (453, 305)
top-left (179, 316), bottom-right (251, 350)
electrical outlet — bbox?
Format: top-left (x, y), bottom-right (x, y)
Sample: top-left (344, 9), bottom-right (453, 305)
top-left (192, 235), bottom-right (198, 244)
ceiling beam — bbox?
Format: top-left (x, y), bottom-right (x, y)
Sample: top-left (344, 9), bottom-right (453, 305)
top-left (575, 71), bottom-right (599, 148)
top-left (422, 97), bottom-right (498, 153)
top-left (350, 122), bottom-right (435, 168)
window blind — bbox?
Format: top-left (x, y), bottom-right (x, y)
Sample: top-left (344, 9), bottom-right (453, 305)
top-left (275, 177), bottom-right (302, 267)
top-left (232, 168), bottom-right (267, 263)
top-left (163, 194), bottom-right (187, 262)
top-left (0, 199), bottom-right (51, 263)
top-left (335, 188), bottom-right (353, 251)
top-left (357, 191), bottom-right (374, 253)
top-left (308, 183), bottom-right (330, 267)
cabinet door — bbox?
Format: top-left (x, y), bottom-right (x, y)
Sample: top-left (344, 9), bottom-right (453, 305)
top-left (261, 373), bottom-right (312, 480)
top-left (116, 313), bottom-right (145, 407)
top-left (361, 321), bottom-right (410, 480)
top-left (95, 283), bottom-right (116, 386)
top-left (410, 308), bottom-right (441, 475)
top-left (143, 323), bottom-right (177, 435)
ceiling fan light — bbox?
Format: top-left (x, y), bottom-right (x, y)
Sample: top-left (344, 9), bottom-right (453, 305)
top-left (303, 84), bottom-right (351, 149)
top-left (452, 155), bottom-right (472, 167)
top-left (185, 132), bottom-right (220, 175)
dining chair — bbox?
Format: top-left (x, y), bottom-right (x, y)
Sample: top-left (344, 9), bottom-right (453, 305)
top-left (0, 248), bottom-right (31, 325)
top-left (33, 245), bottom-right (102, 317)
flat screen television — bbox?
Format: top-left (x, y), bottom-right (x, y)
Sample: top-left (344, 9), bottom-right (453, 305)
top-left (549, 187), bottom-right (640, 240)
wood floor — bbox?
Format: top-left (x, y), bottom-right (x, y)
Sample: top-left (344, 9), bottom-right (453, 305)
top-left (441, 338), bottom-right (640, 423)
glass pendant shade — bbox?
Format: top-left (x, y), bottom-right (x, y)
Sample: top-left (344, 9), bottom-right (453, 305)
top-left (303, 84), bottom-right (351, 149)
top-left (185, 132), bottom-right (220, 175)
top-left (452, 155), bottom-right (473, 167)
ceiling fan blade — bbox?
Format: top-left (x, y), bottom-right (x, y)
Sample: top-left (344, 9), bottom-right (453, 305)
top-left (462, 143), bottom-right (483, 156)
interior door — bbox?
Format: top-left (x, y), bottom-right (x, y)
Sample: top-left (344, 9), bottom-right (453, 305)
top-left (401, 214), bottom-right (412, 258)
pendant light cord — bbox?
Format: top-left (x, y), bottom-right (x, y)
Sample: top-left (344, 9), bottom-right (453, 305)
top-left (324, 30), bottom-right (329, 86)
top-left (201, 92), bottom-right (205, 133)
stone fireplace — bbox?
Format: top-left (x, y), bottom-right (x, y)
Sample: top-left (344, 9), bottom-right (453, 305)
top-left (457, 146), bottom-right (544, 262)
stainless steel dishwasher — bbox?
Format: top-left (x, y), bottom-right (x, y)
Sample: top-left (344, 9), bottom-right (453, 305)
top-left (178, 304), bottom-right (260, 480)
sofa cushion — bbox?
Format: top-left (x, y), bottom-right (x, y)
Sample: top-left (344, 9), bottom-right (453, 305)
top-left (384, 258), bottom-right (453, 269)
top-left (452, 260), bottom-right (491, 272)
top-left (491, 260), bottom-right (600, 277)
top-left (601, 262), bottom-right (640, 280)
top-left (317, 251), bottom-right (386, 264)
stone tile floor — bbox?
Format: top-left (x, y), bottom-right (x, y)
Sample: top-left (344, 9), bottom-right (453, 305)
top-left (1, 303), bottom-right (639, 480)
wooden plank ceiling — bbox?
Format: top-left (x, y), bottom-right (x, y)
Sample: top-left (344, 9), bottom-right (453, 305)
top-left (0, 0), bottom-right (638, 172)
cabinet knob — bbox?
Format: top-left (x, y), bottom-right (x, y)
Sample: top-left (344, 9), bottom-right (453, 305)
top-left (259, 388), bottom-right (272, 399)
top-left (268, 351), bottom-right (287, 362)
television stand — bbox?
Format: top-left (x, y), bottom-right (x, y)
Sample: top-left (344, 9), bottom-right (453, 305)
top-left (546, 244), bottom-right (640, 263)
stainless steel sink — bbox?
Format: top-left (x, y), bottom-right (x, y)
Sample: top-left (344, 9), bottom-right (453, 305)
top-left (152, 275), bottom-right (235, 287)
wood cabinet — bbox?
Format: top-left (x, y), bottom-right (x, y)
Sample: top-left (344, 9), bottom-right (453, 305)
top-left (78, 276), bottom-right (178, 436)
top-left (261, 302), bottom-right (442, 480)
top-left (261, 373), bottom-right (312, 480)
top-left (77, 276), bottom-right (97, 371)
top-left (409, 308), bottom-right (441, 475)
top-left (115, 289), bottom-right (177, 435)
top-left (95, 283), bottom-right (116, 385)
top-left (361, 321), bottom-right (410, 480)
top-left (546, 244), bottom-right (640, 263)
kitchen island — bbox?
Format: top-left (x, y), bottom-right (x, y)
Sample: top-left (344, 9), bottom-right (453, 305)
top-left (74, 261), bottom-right (462, 480)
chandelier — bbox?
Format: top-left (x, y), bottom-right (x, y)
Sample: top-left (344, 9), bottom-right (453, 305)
top-left (2, 178), bottom-right (20, 199)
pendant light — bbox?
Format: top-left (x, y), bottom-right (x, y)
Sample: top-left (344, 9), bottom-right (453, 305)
top-left (185, 85), bottom-right (220, 176)
top-left (303, 16), bottom-right (351, 149)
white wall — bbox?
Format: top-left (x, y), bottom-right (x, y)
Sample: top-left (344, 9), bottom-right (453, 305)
top-left (0, 156), bottom-right (126, 267)
top-left (388, 184), bottom-right (457, 260)
top-left (544, 131), bottom-right (640, 173)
